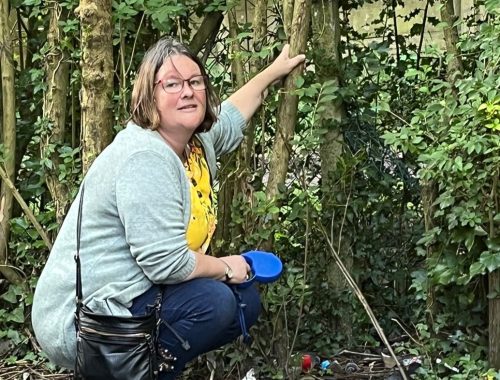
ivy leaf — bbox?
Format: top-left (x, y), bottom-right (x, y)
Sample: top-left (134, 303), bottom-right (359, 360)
top-left (6, 329), bottom-right (22, 344)
top-left (479, 251), bottom-right (500, 272)
top-left (469, 261), bottom-right (485, 278)
top-left (474, 225), bottom-right (487, 236)
top-left (487, 237), bottom-right (500, 251)
top-left (437, 268), bottom-right (454, 285)
top-left (8, 306), bottom-right (25, 324)
top-left (1, 288), bottom-right (17, 304)
top-left (465, 232), bottom-right (475, 252)
top-left (23, 351), bottom-right (37, 361)
top-left (379, 100), bottom-right (391, 112)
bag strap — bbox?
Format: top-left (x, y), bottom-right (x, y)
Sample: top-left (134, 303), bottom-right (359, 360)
top-left (74, 185), bottom-right (85, 316)
top-left (73, 184), bottom-right (163, 317)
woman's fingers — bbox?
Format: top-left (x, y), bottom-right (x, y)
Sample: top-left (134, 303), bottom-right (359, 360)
top-left (271, 44), bottom-right (306, 78)
top-left (221, 255), bottom-right (251, 283)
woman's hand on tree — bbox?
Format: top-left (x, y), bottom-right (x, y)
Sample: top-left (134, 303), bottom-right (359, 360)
top-left (266, 44), bottom-right (306, 82)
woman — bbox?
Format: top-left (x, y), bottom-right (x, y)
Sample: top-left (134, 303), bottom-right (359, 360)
top-left (32, 37), bottom-right (305, 379)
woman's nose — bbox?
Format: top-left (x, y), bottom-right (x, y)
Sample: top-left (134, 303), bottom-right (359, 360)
top-left (180, 81), bottom-right (194, 98)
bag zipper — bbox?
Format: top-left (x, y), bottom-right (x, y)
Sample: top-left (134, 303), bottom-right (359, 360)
top-left (81, 326), bottom-right (151, 339)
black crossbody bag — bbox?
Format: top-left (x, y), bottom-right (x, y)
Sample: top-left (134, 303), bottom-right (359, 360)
top-left (73, 185), bottom-right (175, 380)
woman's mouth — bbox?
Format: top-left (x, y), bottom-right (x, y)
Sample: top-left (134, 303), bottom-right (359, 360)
top-left (178, 104), bottom-right (197, 111)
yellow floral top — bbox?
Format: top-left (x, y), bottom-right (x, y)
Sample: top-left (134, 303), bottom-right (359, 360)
top-left (184, 138), bottom-right (216, 254)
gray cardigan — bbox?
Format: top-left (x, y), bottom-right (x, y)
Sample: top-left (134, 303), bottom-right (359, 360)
top-left (32, 101), bottom-right (246, 369)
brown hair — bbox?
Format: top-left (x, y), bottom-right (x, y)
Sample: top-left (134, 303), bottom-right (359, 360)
top-left (130, 37), bottom-right (219, 133)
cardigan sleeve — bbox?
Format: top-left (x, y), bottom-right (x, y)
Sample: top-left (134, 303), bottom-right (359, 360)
top-left (208, 100), bottom-right (247, 157)
top-left (115, 150), bottom-right (196, 284)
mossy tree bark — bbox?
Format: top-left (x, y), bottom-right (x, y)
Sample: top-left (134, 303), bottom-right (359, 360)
top-left (0, 0), bottom-right (22, 284)
top-left (265, 0), bottom-right (310, 202)
top-left (283, 0), bottom-right (294, 38)
top-left (42, 2), bottom-right (71, 227)
top-left (77, 0), bottom-right (114, 173)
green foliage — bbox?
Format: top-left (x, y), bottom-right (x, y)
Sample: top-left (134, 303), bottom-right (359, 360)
top-left (379, 3), bottom-right (500, 378)
top-left (383, 6), bottom-right (500, 286)
top-left (4, 0), bottom-right (499, 378)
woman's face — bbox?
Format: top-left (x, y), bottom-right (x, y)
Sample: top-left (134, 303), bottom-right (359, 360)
top-left (154, 54), bottom-right (207, 136)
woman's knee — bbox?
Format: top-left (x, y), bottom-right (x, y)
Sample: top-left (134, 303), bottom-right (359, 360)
top-left (200, 280), bottom-right (238, 326)
top-left (163, 278), bottom-right (237, 328)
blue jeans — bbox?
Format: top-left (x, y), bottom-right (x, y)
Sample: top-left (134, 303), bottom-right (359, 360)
top-left (129, 278), bottom-right (261, 380)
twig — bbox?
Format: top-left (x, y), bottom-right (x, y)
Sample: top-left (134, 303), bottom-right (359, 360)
top-left (392, 0), bottom-right (400, 65)
top-left (0, 165), bottom-right (52, 249)
top-left (125, 12), bottom-right (145, 76)
top-left (319, 224), bottom-right (408, 380)
top-left (336, 349), bottom-right (381, 358)
top-left (25, 327), bottom-right (42, 353)
top-left (417, 0), bottom-right (430, 70)
top-left (387, 110), bottom-right (411, 126)
top-left (390, 318), bottom-right (423, 348)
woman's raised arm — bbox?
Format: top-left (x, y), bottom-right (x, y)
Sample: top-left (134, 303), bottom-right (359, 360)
top-left (226, 44), bottom-right (306, 121)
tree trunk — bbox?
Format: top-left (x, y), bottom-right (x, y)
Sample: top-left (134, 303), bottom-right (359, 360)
top-left (117, 22), bottom-right (128, 125)
top-left (214, 9), bottom-right (245, 256)
top-left (15, 16), bottom-right (38, 176)
top-left (489, 174), bottom-right (499, 369)
top-left (311, 0), bottom-right (353, 345)
top-left (0, 0), bottom-right (22, 284)
top-left (242, 0), bottom-right (267, 168)
top-left (454, 0), bottom-right (461, 33)
top-left (490, 270), bottom-right (500, 369)
top-left (422, 181), bottom-right (437, 328)
top-left (440, 0), bottom-right (463, 83)
top-left (423, 0), bottom-right (465, 332)
top-left (265, 0), bottom-right (310, 202)
top-left (190, 11), bottom-right (223, 55)
top-left (42, 2), bottom-right (71, 227)
top-left (265, 0), bottom-right (310, 372)
top-left (235, 0), bottom-right (268, 245)
top-left (77, 0), bottom-right (114, 173)
top-left (283, 0), bottom-right (294, 38)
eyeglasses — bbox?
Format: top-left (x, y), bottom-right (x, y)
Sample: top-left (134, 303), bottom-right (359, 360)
top-left (155, 75), bottom-right (206, 94)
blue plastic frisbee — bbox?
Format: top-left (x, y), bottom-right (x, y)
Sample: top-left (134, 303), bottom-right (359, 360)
top-left (238, 250), bottom-right (283, 288)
